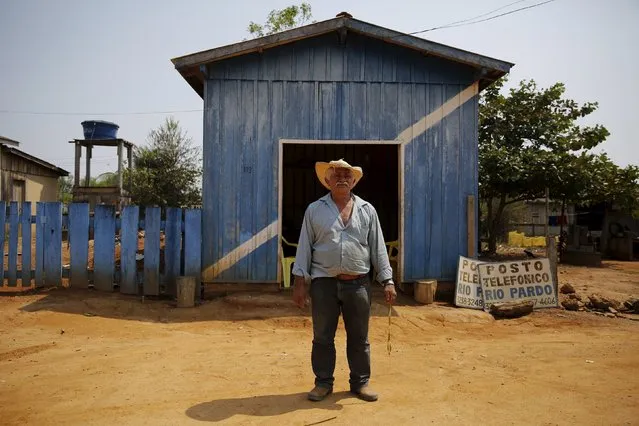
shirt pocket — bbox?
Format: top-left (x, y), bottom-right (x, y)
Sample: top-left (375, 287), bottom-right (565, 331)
top-left (349, 210), bottom-right (370, 246)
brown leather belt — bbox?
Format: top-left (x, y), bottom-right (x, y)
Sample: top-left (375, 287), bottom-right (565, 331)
top-left (335, 273), bottom-right (367, 281)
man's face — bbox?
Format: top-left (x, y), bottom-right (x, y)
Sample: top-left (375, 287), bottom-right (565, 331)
top-left (325, 167), bottom-right (355, 192)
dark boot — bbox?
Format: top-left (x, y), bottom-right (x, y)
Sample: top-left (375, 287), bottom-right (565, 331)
top-left (308, 386), bottom-right (332, 402)
top-left (351, 385), bottom-right (378, 402)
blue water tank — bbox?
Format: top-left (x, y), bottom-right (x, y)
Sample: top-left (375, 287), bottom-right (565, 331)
top-left (81, 120), bottom-right (119, 139)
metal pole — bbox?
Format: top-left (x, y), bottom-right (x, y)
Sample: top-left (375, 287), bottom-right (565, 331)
top-left (544, 187), bottom-right (549, 239)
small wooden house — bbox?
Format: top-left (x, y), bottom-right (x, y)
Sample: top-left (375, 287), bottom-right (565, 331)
top-left (0, 136), bottom-right (69, 213)
top-left (172, 14), bottom-right (513, 288)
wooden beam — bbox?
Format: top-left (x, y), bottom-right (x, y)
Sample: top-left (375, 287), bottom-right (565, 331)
top-left (85, 145), bottom-right (92, 186)
top-left (467, 195), bottom-right (476, 258)
top-left (74, 143), bottom-right (81, 187)
top-left (117, 142), bottom-right (123, 194)
top-left (127, 146), bottom-right (133, 191)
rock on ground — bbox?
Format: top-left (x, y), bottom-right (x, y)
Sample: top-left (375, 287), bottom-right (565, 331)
top-left (560, 283), bottom-right (576, 294)
top-left (588, 294), bottom-right (621, 311)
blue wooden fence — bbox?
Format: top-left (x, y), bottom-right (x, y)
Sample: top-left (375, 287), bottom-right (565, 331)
top-left (1, 201), bottom-right (202, 297)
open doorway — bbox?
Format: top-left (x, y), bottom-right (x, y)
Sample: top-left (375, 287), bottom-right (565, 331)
top-left (279, 140), bottom-right (401, 283)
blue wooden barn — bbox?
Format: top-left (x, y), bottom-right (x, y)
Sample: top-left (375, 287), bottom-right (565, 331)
top-left (172, 13), bottom-right (513, 289)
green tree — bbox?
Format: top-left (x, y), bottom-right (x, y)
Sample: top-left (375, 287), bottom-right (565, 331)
top-left (247, 3), bottom-right (312, 37)
top-left (479, 78), bottom-right (610, 253)
top-left (57, 175), bottom-right (73, 203)
top-left (127, 117), bottom-right (202, 208)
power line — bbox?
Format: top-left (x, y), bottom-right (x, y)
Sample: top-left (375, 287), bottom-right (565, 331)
top-left (0, 1), bottom-right (558, 118)
top-left (0, 109), bottom-right (202, 116)
top-left (404, 0), bottom-right (557, 36)
top-left (424, 0), bottom-right (531, 30)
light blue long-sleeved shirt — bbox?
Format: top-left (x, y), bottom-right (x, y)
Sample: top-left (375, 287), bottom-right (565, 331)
top-left (292, 193), bottom-right (393, 284)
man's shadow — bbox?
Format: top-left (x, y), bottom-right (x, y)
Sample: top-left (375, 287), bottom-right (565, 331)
top-left (186, 391), bottom-right (360, 422)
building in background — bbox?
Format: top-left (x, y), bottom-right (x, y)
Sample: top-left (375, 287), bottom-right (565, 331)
top-left (0, 135), bottom-right (69, 213)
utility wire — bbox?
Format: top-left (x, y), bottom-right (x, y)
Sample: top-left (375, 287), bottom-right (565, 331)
top-left (404, 0), bottom-right (557, 35)
top-left (420, 0), bottom-right (531, 31)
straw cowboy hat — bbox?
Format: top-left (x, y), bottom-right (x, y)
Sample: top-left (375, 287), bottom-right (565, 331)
top-left (315, 159), bottom-right (363, 190)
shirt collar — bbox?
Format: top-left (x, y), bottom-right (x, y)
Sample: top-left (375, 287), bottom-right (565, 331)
top-left (320, 193), bottom-right (368, 210)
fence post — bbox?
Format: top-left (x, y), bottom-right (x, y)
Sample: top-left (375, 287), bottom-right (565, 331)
top-left (42, 202), bottom-right (62, 287)
top-left (0, 201), bottom-right (6, 286)
top-left (7, 202), bottom-right (19, 287)
top-left (93, 205), bottom-right (116, 292)
top-left (69, 203), bottom-right (90, 288)
top-left (143, 207), bottom-right (161, 296)
top-left (120, 205), bottom-right (139, 295)
top-left (165, 207), bottom-right (182, 297)
top-left (20, 202), bottom-right (32, 287)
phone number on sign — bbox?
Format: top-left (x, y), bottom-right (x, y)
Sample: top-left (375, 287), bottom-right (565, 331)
top-left (534, 297), bottom-right (557, 306)
top-left (456, 297), bottom-right (484, 308)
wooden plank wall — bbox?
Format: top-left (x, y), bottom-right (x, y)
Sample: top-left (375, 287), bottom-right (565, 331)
top-left (0, 201), bottom-right (203, 297)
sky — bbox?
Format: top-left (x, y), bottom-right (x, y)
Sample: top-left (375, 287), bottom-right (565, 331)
top-left (1, 0), bottom-right (637, 177)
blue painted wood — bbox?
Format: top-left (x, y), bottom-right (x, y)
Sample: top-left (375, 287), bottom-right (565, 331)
top-left (426, 86), bottom-right (444, 280)
top-left (93, 205), bottom-right (115, 291)
top-left (406, 85), bottom-right (428, 280)
top-left (460, 86), bottom-right (479, 256)
top-left (442, 84), bottom-right (462, 279)
top-left (34, 203), bottom-right (44, 287)
top-left (143, 207), bottom-right (161, 295)
top-left (7, 202), bottom-right (19, 286)
top-left (255, 81), bottom-right (271, 280)
top-left (69, 203), bottom-right (90, 288)
top-left (219, 80), bottom-right (240, 282)
top-left (184, 209), bottom-right (202, 299)
top-left (120, 205), bottom-right (139, 294)
top-left (0, 201), bottom-right (5, 285)
top-left (201, 79), bottom-right (219, 284)
top-left (237, 81), bottom-right (255, 280)
top-left (20, 202), bottom-right (32, 286)
top-left (164, 207), bottom-right (182, 295)
top-left (208, 33), bottom-right (475, 85)
top-left (43, 202), bottom-right (62, 287)
top-left (202, 34), bottom-right (482, 283)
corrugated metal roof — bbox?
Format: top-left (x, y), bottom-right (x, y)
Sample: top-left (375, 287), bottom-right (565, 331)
top-left (172, 15), bottom-right (514, 97)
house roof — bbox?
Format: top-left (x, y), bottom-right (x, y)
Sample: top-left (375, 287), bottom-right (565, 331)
top-left (0, 135), bottom-right (21, 147)
top-left (1, 145), bottom-right (69, 176)
top-left (172, 14), bottom-right (514, 97)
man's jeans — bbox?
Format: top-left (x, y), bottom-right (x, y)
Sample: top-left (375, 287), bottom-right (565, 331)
top-left (309, 276), bottom-right (371, 391)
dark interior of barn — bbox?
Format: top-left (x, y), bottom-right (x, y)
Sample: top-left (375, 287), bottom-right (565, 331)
top-left (281, 143), bottom-right (399, 258)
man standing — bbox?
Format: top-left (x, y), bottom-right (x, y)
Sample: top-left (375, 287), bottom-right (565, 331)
top-left (292, 159), bottom-right (397, 402)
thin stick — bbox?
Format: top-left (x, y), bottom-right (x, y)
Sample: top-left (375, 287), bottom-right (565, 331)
top-left (387, 303), bottom-right (392, 355)
top-left (305, 416), bottom-right (337, 426)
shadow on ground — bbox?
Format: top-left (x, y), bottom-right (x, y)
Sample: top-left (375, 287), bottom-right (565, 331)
top-left (14, 286), bottom-right (426, 323)
top-left (185, 391), bottom-right (365, 423)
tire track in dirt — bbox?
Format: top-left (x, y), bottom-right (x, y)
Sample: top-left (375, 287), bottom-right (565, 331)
top-left (0, 342), bottom-right (56, 361)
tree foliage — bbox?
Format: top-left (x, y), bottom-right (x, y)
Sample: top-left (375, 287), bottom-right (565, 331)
top-left (247, 3), bottom-right (312, 38)
top-left (126, 117), bottom-right (201, 208)
top-left (479, 78), bottom-right (611, 253)
top-left (57, 175), bottom-right (73, 203)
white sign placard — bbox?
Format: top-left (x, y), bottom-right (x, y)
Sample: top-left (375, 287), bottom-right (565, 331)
top-left (454, 256), bottom-right (484, 310)
top-left (478, 258), bottom-right (558, 311)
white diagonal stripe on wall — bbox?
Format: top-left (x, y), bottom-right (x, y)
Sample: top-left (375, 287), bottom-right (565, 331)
top-left (397, 82), bottom-right (479, 144)
top-left (202, 220), bottom-right (279, 281)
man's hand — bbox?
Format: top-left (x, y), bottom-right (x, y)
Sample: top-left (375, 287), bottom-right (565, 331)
top-left (292, 276), bottom-right (308, 308)
top-left (384, 282), bottom-right (397, 304)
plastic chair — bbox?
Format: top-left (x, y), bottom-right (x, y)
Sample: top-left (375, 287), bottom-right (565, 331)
top-left (281, 237), bottom-right (298, 288)
top-left (386, 240), bottom-right (399, 263)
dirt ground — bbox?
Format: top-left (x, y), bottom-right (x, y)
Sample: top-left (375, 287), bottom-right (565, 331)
top-left (1, 262), bottom-right (638, 425)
